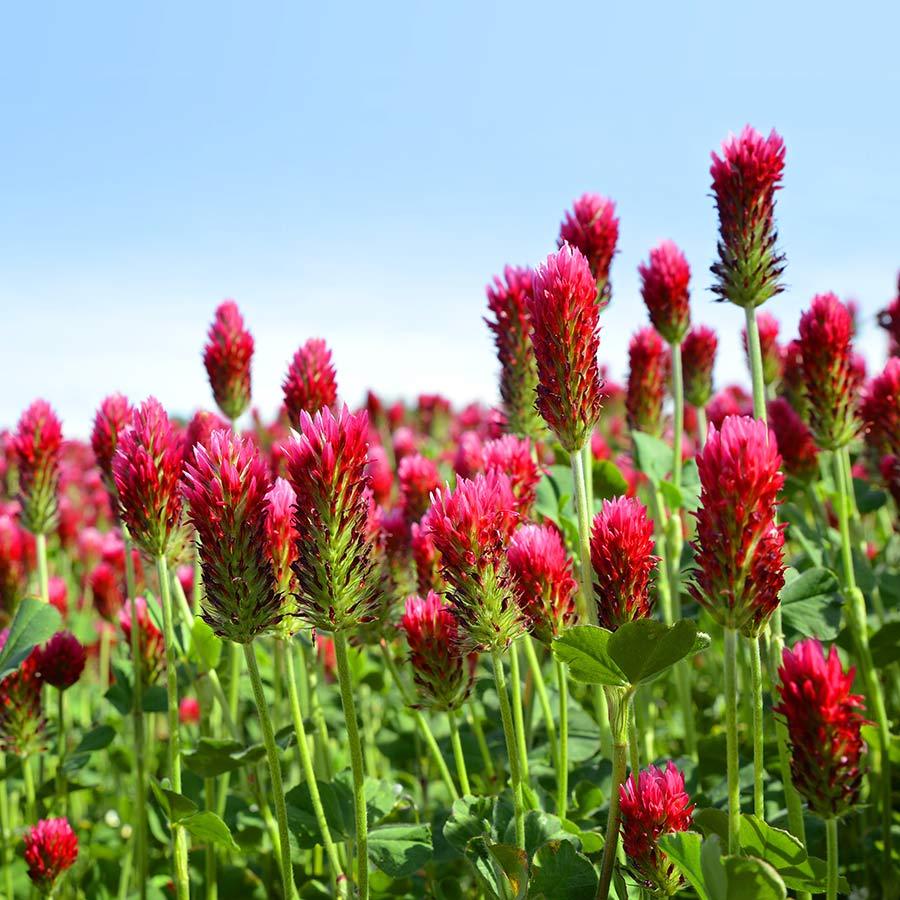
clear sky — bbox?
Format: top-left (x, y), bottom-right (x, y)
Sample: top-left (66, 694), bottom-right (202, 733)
top-left (2, 1), bottom-right (898, 436)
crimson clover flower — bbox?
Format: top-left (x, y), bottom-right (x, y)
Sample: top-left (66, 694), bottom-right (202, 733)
top-left (24, 817), bottom-right (78, 895)
top-left (681, 325), bottom-right (718, 409)
top-left (638, 240), bottom-right (691, 345)
top-left (282, 338), bottom-right (338, 428)
top-left (626, 328), bottom-right (670, 437)
top-left (203, 300), bottom-right (254, 421)
top-left (558, 193), bottom-right (619, 307)
top-left (13, 400), bottom-right (63, 535)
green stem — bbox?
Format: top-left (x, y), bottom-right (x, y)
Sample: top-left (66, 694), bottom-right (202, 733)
top-left (508, 640), bottom-right (530, 783)
top-left (156, 554), bottom-right (190, 900)
top-left (628, 695), bottom-right (641, 773)
top-left (748, 635), bottom-right (765, 818)
top-left (696, 406), bottom-right (708, 449)
top-left (583, 441), bottom-right (595, 518)
top-left (56, 689), bottom-right (67, 815)
top-left (448, 709), bottom-right (471, 796)
top-left (304, 641), bottom-right (334, 781)
top-left (671, 340), bottom-right (684, 490)
top-left (570, 448), bottom-right (598, 626)
top-left (554, 659), bottom-right (569, 819)
top-left (743, 305), bottom-right (767, 421)
top-left (523, 637), bottom-right (558, 770)
top-left (825, 817), bottom-right (838, 900)
top-left (492, 648), bottom-right (525, 850)
top-left (334, 632), bottom-right (369, 900)
top-left (35, 532), bottom-right (50, 603)
top-left (597, 687), bottom-right (630, 900)
top-left (99, 626), bottom-right (111, 696)
top-left (23, 754), bottom-right (37, 821)
top-left (243, 642), bottom-right (296, 900)
top-left (0, 762), bottom-right (14, 900)
top-left (200, 699), bottom-right (217, 900)
top-left (468, 700), bottom-right (496, 781)
top-left (724, 628), bottom-right (741, 855)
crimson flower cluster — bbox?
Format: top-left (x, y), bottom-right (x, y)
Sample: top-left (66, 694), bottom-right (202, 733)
top-left (264, 476), bottom-right (299, 595)
top-left (481, 435), bottom-right (540, 518)
top-left (626, 328), bottom-right (670, 437)
top-left (90, 393), bottom-right (133, 497)
top-left (775, 638), bottom-right (869, 818)
top-left (35, 631), bottom-right (86, 691)
top-left (398, 453), bottom-right (442, 524)
top-left (0, 512), bottom-right (30, 610)
top-left (710, 125), bottom-right (786, 308)
top-left (0, 631), bottom-right (44, 755)
top-left (119, 596), bottom-right (165, 685)
top-left (183, 409), bottom-right (229, 467)
top-left (558, 193), bottom-right (619, 306)
top-left (203, 300), bottom-right (254, 422)
top-left (283, 338), bottom-right (338, 428)
top-left (13, 400), bottom-right (63, 535)
top-left (681, 325), bottom-right (718, 409)
top-left (638, 240), bottom-right (691, 345)
top-left (862, 358), bottom-right (900, 506)
top-left (24, 817), bottom-right (79, 895)
top-left (690, 416), bottom-right (785, 637)
top-left (767, 397), bottom-right (819, 483)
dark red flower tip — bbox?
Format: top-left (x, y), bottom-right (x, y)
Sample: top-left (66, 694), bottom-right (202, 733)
top-left (767, 397), bottom-right (819, 483)
top-left (681, 325), bottom-right (718, 409)
top-left (398, 453), bottom-right (442, 524)
top-left (112, 398), bottom-right (184, 557)
top-left (0, 630), bottom-right (44, 755)
top-left (558, 193), bottom-right (619, 303)
top-left (35, 632), bottom-right (86, 691)
top-left (482, 435), bottom-right (540, 518)
top-left (528, 245), bottom-right (605, 452)
top-left (203, 300), bottom-right (254, 422)
top-left (619, 761), bottom-right (694, 895)
top-left (118, 596), bottom-right (165, 686)
top-left (690, 416), bottom-right (785, 636)
top-left (91, 394), bottom-right (133, 492)
top-left (24, 817), bottom-right (78, 892)
top-left (282, 338), bottom-right (338, 428)
top-left (13, 400), bottom-right (63, 535)
top-left (775, 638), bottom-right (869, 818)
top-left (590, 496), bottom-right (658, 630)
top-left (638, 240), bottom-right (691, 345)
top-left (797, 293), bottom-right (862, 450)
top-left (743, 311), bottom-right (784, 388)
top-left (626, 327), bottom-right (670, 437)
top-left (861, 357), bottom-right (900, 458)
top-left (508, 523), bottom-right (577, 644)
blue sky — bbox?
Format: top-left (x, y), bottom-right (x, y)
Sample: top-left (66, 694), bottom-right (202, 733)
top-left (2, 1), bottom-right (898, 436)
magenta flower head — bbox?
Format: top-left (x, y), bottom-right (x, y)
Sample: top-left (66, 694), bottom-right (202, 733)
top-left (113, 398), bottom-right (184, 558)
top-left (182, 409), bottom-right (229, 467)
top-left (400, 591), bottom-right (474, 710)
top-left (484, 265), bottom-right (543, 438)
top-left (398, 453), bottom-right (442, 524)
top-left (183, 429), bottom-right (282, 643)
top-left (619, 761), bottom-right (695, 895)
top-left (743, 310), bottom-right (784, 388)
top-left (426, 472), bottom-right (523, 652)
top-left (24, 817), bottom-right (78, 895)
top-left (0, 513), bottom-right (28, 612)
top-left (638, 240), bottom-right (691, 345)
top-left (590, 497), bottom-right (658, 630)
top-left (119, 596), bottom-right (165, 685)
top-left (35, 632), bottom-right (86, 691)
top-left (203, 300), bottom-right (254, 422)
top-left (284, 406), bottom-right (378, 632)
top-left (797, 293), bottom-right (862, 450)
top-left (558, 193), bottom-right (619, 306)
top-left (528, 245), bottom-right (605, 452)
top-left (767, 397), bottom-right (819, 483)
top-left (775, 638), bottom-right (869, 818)
top-left (507, 523), bottom-right (577, 645)
top-left (681, 326), bottom-right (718, 409)
top-left (861, 357), bottom-right (900, 458)
top-left (0, 633), bottom-right (44, 755)
top-left (710, 126), bottom-right (786, 308)
top-left (282, 338), bottom-right (338, 429)
top-left (877, 277), bottom-right (900, 356)
top-left (690, 416), bottom-right (786, 637)
top-left (626, 327), bottom-right (670, 436)
top-left (482, 435), bottom-right (541, 518)
top-left (90, 393), bottom-right (133, 495)
top-left (264, 477), bottom-right (299, 596)
top-left (13, 400), bottom-right (63, 535)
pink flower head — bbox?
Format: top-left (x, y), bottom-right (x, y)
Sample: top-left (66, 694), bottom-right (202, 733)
top-left (558, 193), bottom-right (619, 305)
top-left (638, 241), bottom-right (691, 344)
top-left (528, 245), bottom-right (605, 452)
top-left (398, 453), bottom-right (442, 524)
top-left (681, 326), bottom-right (718, 410)
top-left (35, 632), bottom-right (86, 691)
top-left (426, 472), bottom-right (523, 652)
top-left (365, 444), bottom-right (394, 506)
top-left (797, 293), bottom-right (862, 450)
top-left (619, 762), bottom-right (694, 895)
top-left (0, 631), bottom-right (44, 755)
top-left (590, 497), bottom-right (658, 630)
top-left (24, 817), bottom-right (78, 894)
top-left (626, 328), bottom-right (670, 436)
top-left (90, 561), bottom-right (125, 622)
top-left (282, 338), bottom-right (338, 428)
top-left (0, 513), bottom-right (28, 612)
top-left (707, 385), bottom-right (752, 430)
top-left (182, 409), bottom-right (230, 467)
top-left (179, 696), bottom-right (201, 724)
top-left (119, 596), bottom-right (165, 686)
top-left (482, 435), bottom-right (541, 517)
top-left (507, 524), bottom-right (577, 644)
top-left (484, 265), bottom-right (543, 437)
top-left (411, 520), bottom-right (442, 595)
top-left (13, 400), bottom-right (63, 535)
top-left (453, 431), bottom-right (485, 480)
top-left (265, 477), bottom-right (299, 595)
top-left (775, 638), bottom-right (869, 818)
top-left (400, 591), bottom-right (474, 710)
top-left (183, 430), bottom-right (281, 643)
top-left (203, 300), bottom-right (254, 421)
top-left (767, 397), bottom-right (819, 483)
top-left (861, 357), bottom-right (900, 458)
top-left (710, 126), bottom-right (786, 308)
top-left (90, 393), bottom-right (133, 494)
top-left (877, 277), bottom-right (900, 356)
top-left (47, 577), bottom-right (67, 618)
top-left (112, 398), bottom-right (184, 557)
top-left (284, 406), bottom-right (378, 632)
top-left (780, 339), bottom-right (806, 414)
top-left (743, 310), bottom-right (784, 388)
top-left (690, 416), bottom-right (786, 636)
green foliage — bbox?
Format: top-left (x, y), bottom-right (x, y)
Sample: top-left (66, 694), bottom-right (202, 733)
top-left (0, 596), bottom-right (61, 679)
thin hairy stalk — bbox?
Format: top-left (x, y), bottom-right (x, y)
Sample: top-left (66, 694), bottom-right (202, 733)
top-left (597, 687), bottom-right (630, 900)
top-left (448, 709), bottom-right (471, 796)
top-left (570, 448), bottom-right (598, 626)
top-left (523, 637), bottom-right (558, 770)
top-left (724, 628), bottom-right (741, 855)
top-left (555, 659), bottom-right (569, 819)
top-left (492, 648), bottom-right (525, 850)
top-left (749, 636), bottom-right (765, 817)
top-left (508, 640), bottom-right (530, 783)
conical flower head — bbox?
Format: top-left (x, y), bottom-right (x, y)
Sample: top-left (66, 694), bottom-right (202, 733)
top-left (482, 435), bottom-right (541, 518)
top-left (710, 126), bottom-right (786, 308)
top-left (484, 265), bottom-right (544, 438)
top-left (743, 311), bottom-right (784, 388)
top-left (35, 632), bottom-right (86, 691)
top-left (112, 398), bottom-right (184, 557)
top-left (508, 523), bottom-right (577, 645)
top-left (590, 496), bottom-right (658, 630)
top-left (265, 477), bottom-right (299, 595)
top-left (774, 638), bottom-right (869, 818)
top-left (398, 453), bottom-right (442, 524)
top-left (690, 416), bottom-right (786, 636)
top-left (797, 293), bottom-right (862, 450)
top-left (619, 761), bottom-right (694, 895)
top-left (877, 276), bottom-right (900, 356)
top-left (182, 409), bottom-right (229, 467)
top-left (282, 338), bottom-right (338, 428)
top-left (0, 632), bottom-right (44, 754)
top-left (284, 406), bottom-right (378, 632)
top-left (90, 393), bottom-right (133, 497)
top-left (0, 513), bottom-right (29, 613)
top-left (780, 339), bottom-right (807, 415)
top-left (528, 245), bottom-right (605, 452)
top-left (118, 596), bottom-right (165, 685)
top-left (24, 817), bottom-right (78, 895)
top-left (767, 397), bottom-right (819, 483)
top-left (861, 357), bottom-right (900, 457)
top-left (203, 300), bottom-right (254, 421)
top-left (183, 429), bottom-right (283, 643)
top-left (626, 328), bottom-right (670, 436)
top-left (400, 591), bottom-right (474, 710)
top-left (89, 561), bottom-right (125, 621)
top-left (558, 193), bottom-right (619, 306)
top-left (638, 240), bottom-right (691, 344)
top-left (681, 325), bottom-right (718, 409)
top-left (13, 400), bottom-right (63, 535)
top-left (426, 471), bottom-right (523, 652)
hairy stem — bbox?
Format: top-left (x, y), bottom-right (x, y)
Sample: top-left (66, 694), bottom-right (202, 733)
top-left (724, 628), bottom-right (741, 855)
top-left (492, 648), bottom-right (525, 850)
top-left (597, 687), bottom-right (630, 900)
top-left (570, 448), bottom-right (598, 626)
